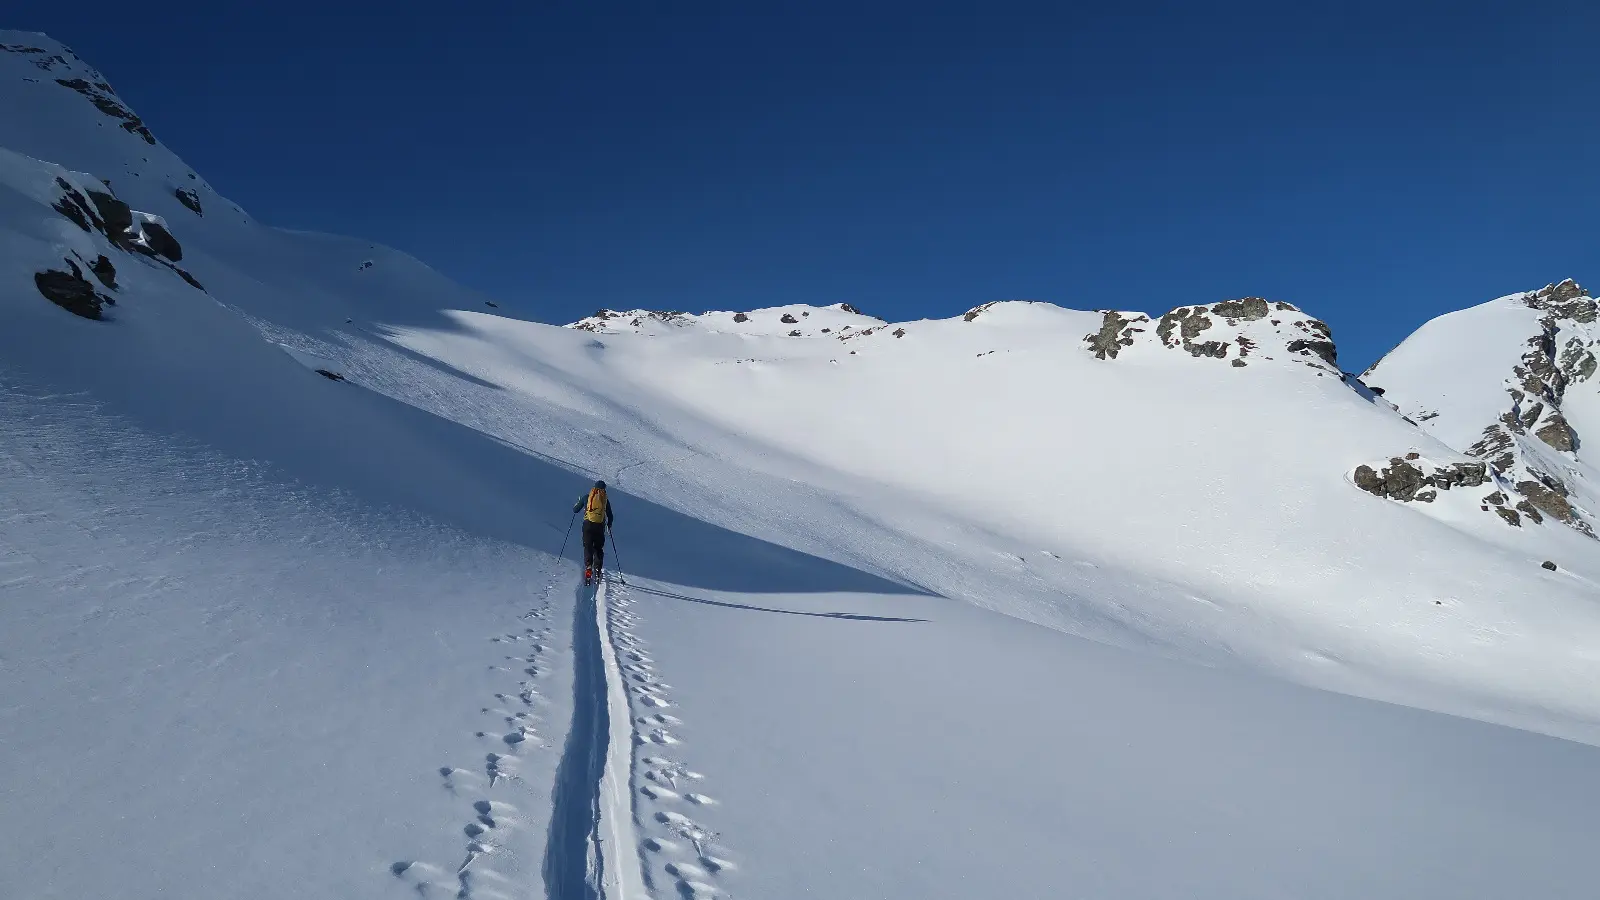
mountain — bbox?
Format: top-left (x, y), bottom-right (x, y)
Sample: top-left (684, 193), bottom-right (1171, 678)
top-left (5, 30), bottom-right (1600, 900)
top-left (1363, 279), bottom-right (1600, 536)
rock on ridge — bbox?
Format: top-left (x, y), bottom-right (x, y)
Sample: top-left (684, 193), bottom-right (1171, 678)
top-left (1082, 297), bottom-right (1339, 371)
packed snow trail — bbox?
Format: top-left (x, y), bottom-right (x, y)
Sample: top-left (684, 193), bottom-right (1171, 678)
top-left (544, 577), bottom-right (647, 900)
top-left (595, 578), bottom-right (650, 900)
top-left (544, 581), bottom-right (608, 900)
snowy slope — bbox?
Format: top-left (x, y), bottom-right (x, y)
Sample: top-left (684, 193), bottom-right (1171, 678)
top-left (1365, 279), bottom-right (1600, 537)
top-left (6, 29), bottom-right (1600, 900)
top-left (378, 297), bottom-right (1600, 739)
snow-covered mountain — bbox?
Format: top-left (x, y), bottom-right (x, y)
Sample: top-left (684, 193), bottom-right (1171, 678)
top-left (5, 30), bottom-right (1600, 900)
top-left (1364, 279), bottom-right (1600, 537)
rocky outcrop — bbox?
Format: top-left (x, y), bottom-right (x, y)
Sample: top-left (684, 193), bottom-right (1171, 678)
top-left (963, 301), bottom-right (998, 322)
top-left (88, 254), bottom-right (116, 289)
top-left (142, 221), bottom-right (182, 261)
top-left (53, 76), bottom-right (155, 144)
top-left (1088, 297), bottom-right (1338, 371)
top-left (1431, 280), bottom-right (1599, 537)
top-left (174, 188), bottom-right (203, 216)
top-left (44, 177), bottom-right (199, 302)
top-left (1352, 458), bottom-right (1488, 503)
top-left (1156, 306), bottom-right (1216, 355)
top-left (1084, 311), bottom-right (1150, 360)
top-left (53, 76), bottom-right (156, 144)
top-left (570, 309), bottom-right (693, 333)
top-left (35, 258), bottom-right (111, 320)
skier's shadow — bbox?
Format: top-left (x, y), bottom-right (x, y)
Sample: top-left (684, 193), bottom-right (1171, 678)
top-left (625, 584), bottom-right (927, 623)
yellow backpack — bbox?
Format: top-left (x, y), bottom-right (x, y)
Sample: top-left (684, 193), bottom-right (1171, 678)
top-left (584, 487), bottom-right (608, 523)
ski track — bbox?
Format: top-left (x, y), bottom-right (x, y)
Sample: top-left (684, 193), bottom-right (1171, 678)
top-left (608, 579), bottom-right (738, 899)
top-left (392, 573), bottom-right (562, 899)
top-left (543, 576), bottom-right (607, 900)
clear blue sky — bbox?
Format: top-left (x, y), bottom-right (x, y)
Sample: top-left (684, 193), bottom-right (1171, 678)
top-left (19, 1), bottom-right (1599, 368)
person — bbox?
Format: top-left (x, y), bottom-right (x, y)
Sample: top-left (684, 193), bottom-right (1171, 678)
top-left (573, 479), bottom-right (614, 584)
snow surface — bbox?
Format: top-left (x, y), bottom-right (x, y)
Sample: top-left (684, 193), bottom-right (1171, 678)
top-left (5, 29), bottom-right (1600, 900)
top-left (1367, 284), bottom-right (1600, 538)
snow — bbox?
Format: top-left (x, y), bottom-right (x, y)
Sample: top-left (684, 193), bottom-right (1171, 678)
top-left (5, 29), bottom-right (1600, 900)
top-left (1364, 294), bottom-right (1546, 449)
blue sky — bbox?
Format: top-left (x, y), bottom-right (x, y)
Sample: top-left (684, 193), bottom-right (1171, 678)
top-left (18, 1), bottom-right (1599, 368)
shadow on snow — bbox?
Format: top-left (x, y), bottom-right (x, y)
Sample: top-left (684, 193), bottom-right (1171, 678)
top-left (625, 583), bottom-right (927, 623)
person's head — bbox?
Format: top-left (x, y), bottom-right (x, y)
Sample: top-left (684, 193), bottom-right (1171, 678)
top-left (594, 480), bottom-right (607, 490)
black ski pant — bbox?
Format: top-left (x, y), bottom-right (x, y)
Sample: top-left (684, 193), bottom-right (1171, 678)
top-left (581, 520), bottom-right (606, 573)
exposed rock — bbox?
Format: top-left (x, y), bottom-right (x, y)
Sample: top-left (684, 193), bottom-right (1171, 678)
top-left (1484, 491), bottom-right (1507, 506)
top-left (893, 328), bottom-right (907, 338)
top-left (1187, 340), bottom-right (1229, 359)
top-left (1156, 306), bottom-right (1213, 349)
top-left (88, 254), bottom-right (117, 289)
top-left (1523, 279), bottom-right (1596, 323)
top-left (1515, 500), bottom-right (1544, 524)
top-left (1353, 465), bottom-right (1383, 495)
top-left (142, 221), bottom-right (183, 261)
top-left (1515, 480), bottom-right (1578, 525)
top-left (1211, 297), bottom-right (1269, 322)
top-left (359, 260), bottom-right (373, 270)
top-left (733, 312), bottom-right (748, 323)
top-left (34, 259), bottom-right (108, 320)
top-left (1466, 423), bottom-right (1516, 474)
top-left (1231, 359), bottom-right (1246, 367)
top-left (1083, 311), bottom-right (1149, 360)
top-left (1382, 459), bottom-right (1428, 501)
top-left (963, 302), bottom-right (997, 322)
top-left (173, 267), bottom-right (206, 292)
top-left (1435, 461), bottom-right (1488, 487)
top-left (85, 189), bottom-right (132, 235)
top-left (838, 303), bottom-right (861, 314)
top-left (1355, 459), bottom-right (1490, 504)
top-left (788, 329), bottom-right (802, 337)
top-left (51, 178), bottom-right (100, 232)
top-left (1543, 560), bottom-right (1559, 571)
top-left (175, 187), bottom-right (203, 216)
top-left (1404, 451), bottom-right (1420, 460)
top-left (314, 369), bottom-right (346, 382)
top-left (1495, 507), bottom-right (1523, 527)
top-left (55, 77), bottom-right (156, 144)
top-left (1353, 459), bottom-right (1427, 501)
top-left (1286, 338), bottom-right (1338, 366)
top-left (780, 313), bottom-right (798, 324)
top-left (1534, 414), bottom-right (1577, 452)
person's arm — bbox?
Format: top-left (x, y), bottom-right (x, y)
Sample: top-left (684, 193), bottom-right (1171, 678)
top-left (607, 501), bottom-right (615, 528)
top-left (573, 497), bottom-right (584, 514)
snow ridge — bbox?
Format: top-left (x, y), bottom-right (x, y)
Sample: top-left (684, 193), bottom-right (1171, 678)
top-left (1365, 279), bottom-right (1600, 536)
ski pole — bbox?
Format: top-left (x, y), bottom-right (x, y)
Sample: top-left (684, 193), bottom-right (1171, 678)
top-left (608, 525), bottom-right (626, 583)
top-left (557, 511), bottom-right (577, 560)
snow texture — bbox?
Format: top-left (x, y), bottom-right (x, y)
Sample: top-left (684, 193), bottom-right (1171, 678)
top-left (4, 29), bottom-right (1600, 900)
